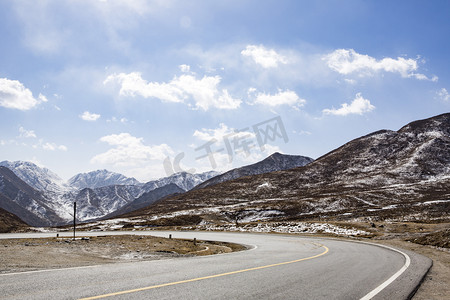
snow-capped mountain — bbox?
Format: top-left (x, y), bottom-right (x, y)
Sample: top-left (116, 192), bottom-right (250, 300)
top-left (0, 161), bottom-right (71, 194)
top-left (69, 171), bottom-right (219, 221)
top-left (0, 160), bottom-right (221, 225)
top-left (107, 183), bottom-right (185, 218)
top-left (68, 170), bottom-right (141, 189)
top-left (0, 166), bottom-right (66, 226)
top-left (70, 184), bottom-right (144, 220)
top-left (142, 171), bottom-right (220, 192)
top-left (132, 113), bottom-right (450, 223)
top-left (196, 152), bottom-right (313, 189)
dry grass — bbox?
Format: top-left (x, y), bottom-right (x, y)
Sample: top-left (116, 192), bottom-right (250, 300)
top-left (406, 228), bottom-right (450, 248)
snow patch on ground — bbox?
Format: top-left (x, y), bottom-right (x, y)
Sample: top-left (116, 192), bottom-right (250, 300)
top-left (189, 222), bottom-right (370, 236)
top-left (416, 199), bottom-right (450, 206)
top-left (238, 210), bottom-right (284, 223)
top-left (382, 205), bottom-right (398, 210)
top-left (256, 182), bottom-right (274, 191)
top-left (76, 218), bottom-right (143, 231)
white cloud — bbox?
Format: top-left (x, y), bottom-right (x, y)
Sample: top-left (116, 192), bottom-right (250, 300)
top-left (437, 88), bottom-right (450, 102)
top-left (32, 139), bottom-right (67, 151)
top-left (91, 133), bottom-right (174, 167)
top-left (241, 45), bottom-right (288, 68)
top-left (107, 117), bottom-right (128, 123)
top-left (179, 64), bottom-right (191, 73)
top-left (0, 78), bottom-right (45, 110)
top-left (247, 87), bottom-right (257, 95)
top-left (104, 72), bottom-right (241, 110)
top-left (253, 89), bottom-right (306, 108)
top-left (193, 123), bottom-right (255, 142)
top-left (344, 79), bottom-right (356, 84)
top-left (40, 142), bottom-right (68, 151)
top-left (13, 128), bottom-right (67, 151)
top-left (194, 143), bottom-right (282, 174)
top-left (323, 49), bottom-right (433, 80)
top-left (19, 127), bottom-right (37, 138)
top-left (0, 139), bottom-right (17, 146)
top-left (192, 123), bottom-right (283, 172)
top-left (38, 93), bottom-right (48, 103)
top-left (104, 72), bottom-right (183, 103)
top-left (323, 93), bottom-right (375, 116)
top-left (80, 111), bottom-right (101, 121)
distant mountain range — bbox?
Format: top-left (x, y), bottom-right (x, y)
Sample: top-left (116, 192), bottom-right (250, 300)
top-left (0, 161), bottom-right (220, 226)
top-left (126, 113), bottom-right (450, 224)
top-left (1, 149), bottom-right (316, 228)
top-left (5, 113), bottom-right (449, 229)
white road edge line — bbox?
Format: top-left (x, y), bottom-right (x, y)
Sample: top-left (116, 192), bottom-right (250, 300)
top-left (0, 264), bottom-right (101, 277)
top-left (359, 243), bottom-right (411, 300)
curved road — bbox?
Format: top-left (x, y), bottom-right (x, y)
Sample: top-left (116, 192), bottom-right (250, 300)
top-left (0, 231), bottom-right (431, 300)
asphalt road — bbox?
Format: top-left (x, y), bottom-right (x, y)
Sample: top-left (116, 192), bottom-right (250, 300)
top-left (0, 231), bottom-right (431, 300)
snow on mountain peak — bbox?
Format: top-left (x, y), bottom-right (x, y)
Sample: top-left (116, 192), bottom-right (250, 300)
top-left (68, 169), bottom-right (141, 189)
top-left (0, 160), bottom-right (70, 193)
top-left (142, 170), bottom-right (220, 192)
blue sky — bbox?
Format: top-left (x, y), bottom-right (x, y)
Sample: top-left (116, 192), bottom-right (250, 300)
top-left (1, 0), bottom-right (449, 181)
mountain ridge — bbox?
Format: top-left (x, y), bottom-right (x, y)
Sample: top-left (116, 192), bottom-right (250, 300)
top-left (0, 166), bottom-right (66, 226)
top-left (195, 152), bottom-right (313, 189)
top-left (0, 162), bottom-right (221, 224)
top-left (68, 169), bottom-right (141, 190)
top-left (124, 113), bottom-right (450, 223)
top-left (3, 113), bottom-right (449, 227)
top-left (0, 161), bottom-right (71, 194)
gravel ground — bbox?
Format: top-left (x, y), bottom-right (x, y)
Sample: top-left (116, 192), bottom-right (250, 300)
top-left (0, 235), bottom-right (246, 274)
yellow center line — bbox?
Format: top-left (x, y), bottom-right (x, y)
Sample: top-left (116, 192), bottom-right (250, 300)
top-left (80, 244), bottom-right (329, 300)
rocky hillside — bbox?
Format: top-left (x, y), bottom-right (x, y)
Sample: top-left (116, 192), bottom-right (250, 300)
top-left (66, 184), bottom-right (144, 220)
top-left (0, 167), bottom-right (66, 226)
top-left (107, 183), bottom-right (185, 218)
top-left (0, 207), bottom-right (28, 233)
top-left (127, 113), bottom-right (450, 223)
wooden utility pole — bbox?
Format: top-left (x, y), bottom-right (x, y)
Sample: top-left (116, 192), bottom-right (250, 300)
top-left (73, 202), bottom-right (76, 240)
